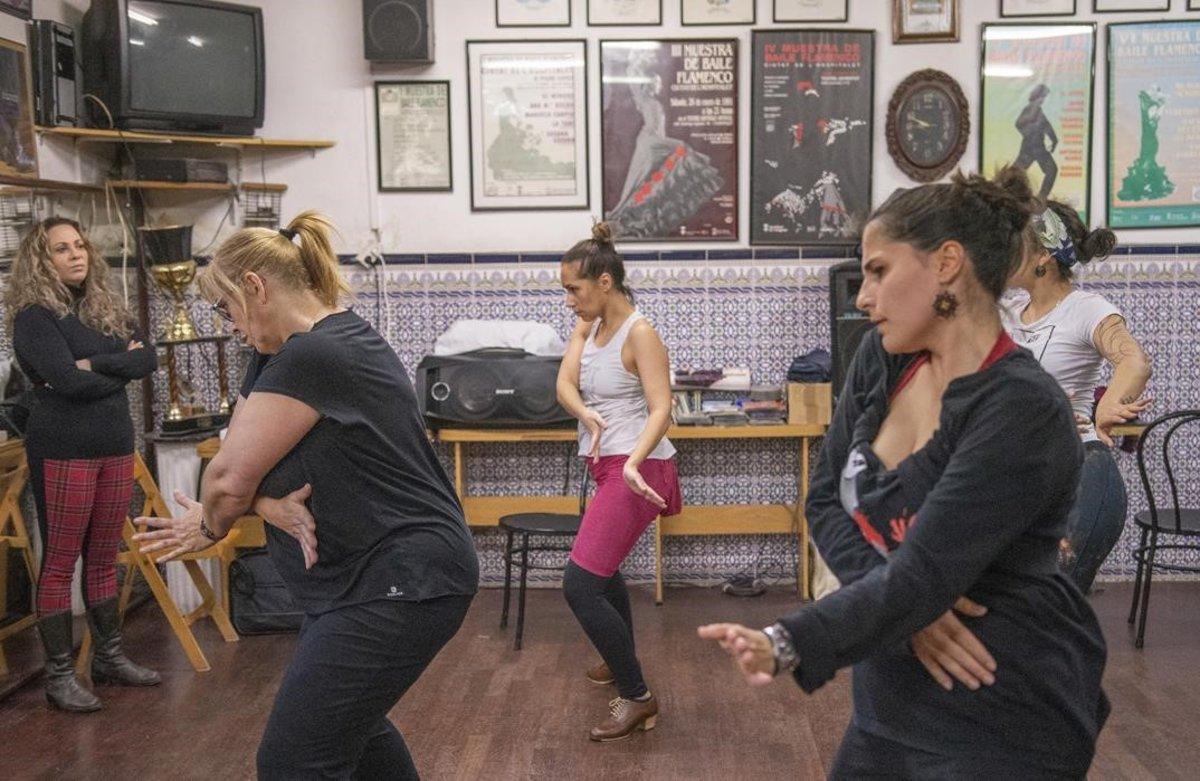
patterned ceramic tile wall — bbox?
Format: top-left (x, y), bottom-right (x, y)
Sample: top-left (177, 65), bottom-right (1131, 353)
top-left (5, 248), bottom-right (1197, 587)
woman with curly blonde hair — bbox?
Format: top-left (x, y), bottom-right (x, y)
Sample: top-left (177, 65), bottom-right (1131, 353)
top-left (7, 217), bottom-right (160, 713)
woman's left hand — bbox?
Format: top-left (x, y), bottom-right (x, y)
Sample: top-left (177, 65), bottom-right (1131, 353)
top-left (132, 491), bottom-right (216, 562)
top-left (1094, 397), bottom-right (1152, 446)
top-left (623, 460), bottom-right (666, 510)
top-left (696, 623), bottom-right (776, 686)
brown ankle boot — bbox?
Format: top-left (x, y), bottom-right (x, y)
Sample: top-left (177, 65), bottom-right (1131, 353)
top-left (589, 694), bottom-right (658, 742)
top-left (586, 662), bottom-right (614, 686)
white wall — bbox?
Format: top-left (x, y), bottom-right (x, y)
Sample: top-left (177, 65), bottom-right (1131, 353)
top-left (10, 0), bottom-right (1200, 254)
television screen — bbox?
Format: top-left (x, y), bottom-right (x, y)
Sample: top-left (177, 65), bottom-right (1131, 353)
top-left (125, 0), bottom-right (258, 119)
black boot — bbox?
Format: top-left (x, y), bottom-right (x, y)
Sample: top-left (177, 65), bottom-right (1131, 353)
top-left (86, 598), bottom-right (161, 687)
top-left (37, 611), bottom-right (102, 712)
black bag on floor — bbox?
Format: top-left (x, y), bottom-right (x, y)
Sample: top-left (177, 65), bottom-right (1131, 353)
top-left (228, 549), bottom-right (304, 635)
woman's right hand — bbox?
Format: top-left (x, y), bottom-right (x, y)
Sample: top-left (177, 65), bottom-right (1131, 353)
top-left (254, 484), bottom-right (318, 570)
top-left (911, 596), bottom-right (996, 691)
top-left (582, 409), bottom-right (607, 463)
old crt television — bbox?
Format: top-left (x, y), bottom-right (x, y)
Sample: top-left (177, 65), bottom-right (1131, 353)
top-left (81, 0), bottom-right (265, 135)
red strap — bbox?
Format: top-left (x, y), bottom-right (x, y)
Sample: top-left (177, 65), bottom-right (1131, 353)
top-left (888, 331), bottom-right (1016, 404)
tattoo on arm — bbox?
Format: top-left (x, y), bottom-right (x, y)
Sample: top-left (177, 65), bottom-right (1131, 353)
top-left (1094, 316), bottom-right (1144, 368)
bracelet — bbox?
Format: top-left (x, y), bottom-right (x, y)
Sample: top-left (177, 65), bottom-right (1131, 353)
top-left (762, 623), bottom-right (800, 676)
top-left (199, 515), bottom-right (225, 543)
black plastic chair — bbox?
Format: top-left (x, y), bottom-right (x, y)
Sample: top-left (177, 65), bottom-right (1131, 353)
top-left (499, 468), bottom-right (590, 651)
top-left (1128, 410), bottom-right (1200, 648)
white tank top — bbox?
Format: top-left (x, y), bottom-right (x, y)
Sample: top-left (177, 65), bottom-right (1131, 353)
top-left (577, 311), bottom-right (675, 460)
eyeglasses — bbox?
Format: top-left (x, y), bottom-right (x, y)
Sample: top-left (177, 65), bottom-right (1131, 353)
top-left (212, 300), bottom-right (233, 323)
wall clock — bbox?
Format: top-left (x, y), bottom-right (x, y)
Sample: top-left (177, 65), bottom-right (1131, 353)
top-left (886, 69), bottom-right (969, 182)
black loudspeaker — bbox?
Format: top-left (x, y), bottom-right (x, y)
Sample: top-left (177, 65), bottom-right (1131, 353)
top-left (28, 20), bottom-right (78, 127)
top-left (829, 259), bottom-right (873, 400)
top-left (415, 349), bottom-right (574, 430)
top-left (363, 0), bottom-right (433, 64)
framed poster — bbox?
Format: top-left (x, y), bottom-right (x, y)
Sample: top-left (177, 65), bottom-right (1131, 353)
top-left (750, 29), bottom-right (873, 245)
top-left (1191, 0), bottom-right (1200, 10)
top-left (589, 0), bottom-right (662, 25)
top-left (980, 24), bottom-right (1095, 221)
top-left (601, 39), bottom-right (738, 241)
top-left (1107, 21), bottom-right (1200, 229)
top-left (1000, 0), bottom-right (1077, 15)
top-left (681, 0), bottom-right (755, 25)
top-left (0, 38), bottom-right (38, 180)
top-left (0, 1), bottom-right (31, 21)
top-left (894, 0), bottom-right (958, 43)
top-left (1094, 1), bottom-right (1170, 11)
top-left (375, 81), bottom-right (451, 192)
top-left (466, 40), bottom-right (589, 211)
top-left (775, 0), bottom-right (850, 21)
top-left (496, 0), bottom-right (571, 27)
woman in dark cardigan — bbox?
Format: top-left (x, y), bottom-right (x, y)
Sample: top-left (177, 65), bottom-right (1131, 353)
top-left (7, 217), bottom-right (160, 712)
top-left (700, 170), bottom-right (1108, 778)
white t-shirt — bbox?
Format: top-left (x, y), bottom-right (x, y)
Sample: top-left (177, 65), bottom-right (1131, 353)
top-left (1000, 289), bottom-right (1121, 443)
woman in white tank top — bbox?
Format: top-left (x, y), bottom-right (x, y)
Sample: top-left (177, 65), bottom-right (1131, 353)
top-left (1003, 200), bottom-right (1152, 592)
top-left (555, 221), bottom-right (682, 743)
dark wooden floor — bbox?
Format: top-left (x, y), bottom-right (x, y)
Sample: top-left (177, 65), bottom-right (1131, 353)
top-left (0, 582), bottom-right (1196, 779)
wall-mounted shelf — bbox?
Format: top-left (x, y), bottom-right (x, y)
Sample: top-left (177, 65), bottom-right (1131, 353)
top-left (0, 175), bottom-right (104, 194)
top-left (37, 126), bottom-right (335, 151)
top-left (106, 180), bottom-right (288, 193)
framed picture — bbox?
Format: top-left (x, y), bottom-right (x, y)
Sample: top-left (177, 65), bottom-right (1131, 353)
top-left (495, 0), bottom-right (571, 27)
top-left (894, 0), bottom-right (959, 43)
top-left (1093, 1), bottom-right (1170, 11)
top-left (0, 1), bottom-right (31, 21)
top-left (775, 0), bottom-right (850, 21)
top-left (466, 39), bottom-right (589, 211)
top-left (1107, 20), bottom-right (1200, 229)
top-left (1191, 0), bottom-right (1200, 10)
top-left (0, 38), bottom-right (38, 180)
top-left (600, 38), bottom-right (739, 241)
top-left (980, 24), bottom-right (1095, 221)
top-left (681, 0), bottom-right (755, 25)
top-left (1000, 0), bottom-right (1077, 16)
top-left (375, 81), bottom-right (452, 192)
top-left (589, 0), bottom-right (662, 25)
top-left (750, 29), bottom-right (874, 245)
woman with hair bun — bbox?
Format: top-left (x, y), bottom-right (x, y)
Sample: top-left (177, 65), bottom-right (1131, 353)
top-left (556, 220), bottom-right (682, 742)
top-left (700, 169), bottom-right (1109, 777)
top-left (132, 211), bottom-right (478, 779)
top-left (1003, 199), bottom-right (1152, 592)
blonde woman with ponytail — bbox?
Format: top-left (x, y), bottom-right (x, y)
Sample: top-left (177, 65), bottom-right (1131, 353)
top-left (8, 217), bottom-right (160, 713)
top-left (133, 211), bottom-right (479, 779)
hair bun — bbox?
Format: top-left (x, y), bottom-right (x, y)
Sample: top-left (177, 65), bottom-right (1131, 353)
top-left (591, 220), bottom-right (614, 245)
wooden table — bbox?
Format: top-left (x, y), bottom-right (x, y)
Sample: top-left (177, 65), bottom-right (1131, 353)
top-left (437, 424), bottom-right (827, 603)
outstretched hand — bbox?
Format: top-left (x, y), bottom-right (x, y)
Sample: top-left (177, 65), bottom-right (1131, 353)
top-left (697, 623), bottom-right (776, 687)
top-left (131, 491), bottom-right (214, 563)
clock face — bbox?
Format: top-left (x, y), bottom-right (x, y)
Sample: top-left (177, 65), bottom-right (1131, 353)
top-left (898, 86), bottom-right (958, 168)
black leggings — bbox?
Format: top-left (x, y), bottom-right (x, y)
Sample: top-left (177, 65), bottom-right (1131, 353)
top-left (256, 594), bottom-right (473, 780)
top-left (563, 561), bottom-right (647, 700)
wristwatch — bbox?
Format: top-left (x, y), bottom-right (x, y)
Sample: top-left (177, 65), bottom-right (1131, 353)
top-left (199, 515), bottom-right (225, 543)
top-left (762, 623), bottom-right (800, 676)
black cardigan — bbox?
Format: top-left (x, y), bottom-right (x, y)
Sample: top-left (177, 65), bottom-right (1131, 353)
top-left (784, 329), bottom-right (1108, 772)
top-left (13, 303), bottom-right (156, 460)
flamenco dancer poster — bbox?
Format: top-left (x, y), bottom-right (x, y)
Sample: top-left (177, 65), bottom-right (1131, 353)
top-left (750, 29), bottom-right (873, 246)
top-left (1107, 21), bottom-right (1200, 229)
top-left (980, 24), bottom-right (1094, 222)
top-left (601, 39), bottom-right (738, 241)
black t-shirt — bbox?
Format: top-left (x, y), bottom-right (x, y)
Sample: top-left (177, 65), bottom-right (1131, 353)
top-left (13, 303), bottom-right (157, 460)
top-left (239, 309), bottom-right (478, 613)
top-left (787, 329), bottom-right (1108, 774)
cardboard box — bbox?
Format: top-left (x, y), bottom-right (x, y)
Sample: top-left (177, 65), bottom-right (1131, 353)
top-left (787, 383), bottom-right (832, 426)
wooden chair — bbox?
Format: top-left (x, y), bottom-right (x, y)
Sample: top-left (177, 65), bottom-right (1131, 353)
top-left (0, 441), bottom-right (37, 675)
top-left (76, 452), bottom-right (240, 674)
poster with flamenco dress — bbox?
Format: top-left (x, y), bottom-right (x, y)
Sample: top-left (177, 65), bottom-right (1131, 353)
top-left (601, 39), bottom-right (738, 241)
top-left (1106, 21), bottom-right (1200, 229)
top-left (750, 29), bottom-right (873, 245)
